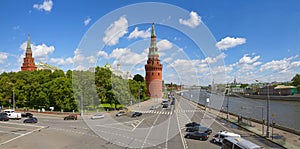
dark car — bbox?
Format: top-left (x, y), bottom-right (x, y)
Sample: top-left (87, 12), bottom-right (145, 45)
top-left (186, 126), bottom-right (212, 134)
top-left (0, 114), bottom-right (9, 121)
top-left (21, 112), bottom-right (33, 117)
top-left (131, 112), bottom-right (142, 117)
top-left (162, 103), bottom-right (168, 108)
top-left (64, 114), bottom-right (77, 120)
top-left (185, 122), bottom-right (201, 127)
top-left (185, 131), bottom-right (209, 141)
top-left (23, 117), bottom-right (38, 123)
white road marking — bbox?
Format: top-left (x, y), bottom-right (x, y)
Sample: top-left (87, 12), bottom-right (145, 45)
top-left (182, 97), bottom-right (230, 131)
top-left (0, 125), bottom-right (45, 145)
top-left (175, 105), bottom-right (188, 149)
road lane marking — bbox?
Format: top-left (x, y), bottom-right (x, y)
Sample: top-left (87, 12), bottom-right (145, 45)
top-left (131, 119), bottom-right (144, 131)
top-left (181, 96), bottom-right (230, 131)
top-left (140, 108), bottom-right (165, 149)
top-left (175, 105), bottom-right (188, 149)
top-left (165, 109), bottom-right (173, 149)
top-left (0, 126), bottom-right (45, 146)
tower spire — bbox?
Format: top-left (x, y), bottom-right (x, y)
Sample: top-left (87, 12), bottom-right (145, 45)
top-left (27, 34), bottom-right (31, 49)
top-left (151, 22), bottom-right (156, 37)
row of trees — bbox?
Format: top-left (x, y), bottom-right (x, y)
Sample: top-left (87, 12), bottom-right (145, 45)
top-left (0, 67), bottom-right (147, 112)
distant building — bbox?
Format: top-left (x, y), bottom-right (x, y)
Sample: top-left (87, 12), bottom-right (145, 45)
top-left (36, 62), bottom-right (60, 72)
top-left (257, 86), bottom-right (275, 95)
top-left (145, 23), bottom-right (163, 99)
top-left (274, 85), bottom-right (297, 95)
top-left (21, 35), bottom-right (37, 71)
top-left (103, 63), bottom-right (133, 79)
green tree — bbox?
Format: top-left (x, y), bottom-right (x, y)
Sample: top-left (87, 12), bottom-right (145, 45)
top-left (133, 74), bottom-right (144, 82)
top-left (291, 74), bottom-right (300, 92)
top-left (291, 74), bottom-right (300, 86)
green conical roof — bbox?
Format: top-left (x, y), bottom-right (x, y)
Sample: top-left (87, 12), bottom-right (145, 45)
top-left (151, 22), bottom-right (156, 37)
top-left (27, 34), bottom-right (31, 49)
top-left (26, 34), bottom-right (32, 54)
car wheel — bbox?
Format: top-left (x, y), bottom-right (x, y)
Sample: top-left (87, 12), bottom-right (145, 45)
top-left (186, 135), bottom-right (190, 139)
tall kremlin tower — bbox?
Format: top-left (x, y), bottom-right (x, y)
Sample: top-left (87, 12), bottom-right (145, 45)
top-left (145, 23), bottom-right (163, 99)
top-left (21, 35), bottom-right (37, 71)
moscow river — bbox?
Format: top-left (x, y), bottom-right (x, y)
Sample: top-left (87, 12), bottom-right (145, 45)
top-left (182, 90), bottom-right (300, 131)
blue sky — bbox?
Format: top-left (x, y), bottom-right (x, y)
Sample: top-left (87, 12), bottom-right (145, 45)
top-left (0, 0), bottom-right (300, 85)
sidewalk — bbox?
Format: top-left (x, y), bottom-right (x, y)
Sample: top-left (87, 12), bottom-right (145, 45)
top-left (128, 98), bottom-right (163, 111)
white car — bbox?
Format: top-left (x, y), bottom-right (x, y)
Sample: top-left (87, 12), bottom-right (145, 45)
top-left (212, 130), bottom-right (241, 143)
top-left (91, 114), bottom-right (104, 120)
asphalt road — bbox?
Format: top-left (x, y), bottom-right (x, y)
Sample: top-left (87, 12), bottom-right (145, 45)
top-left (0, 96), bottom-right (283, 149)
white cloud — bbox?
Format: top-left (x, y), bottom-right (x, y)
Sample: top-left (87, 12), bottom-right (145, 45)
top-left (202, 53), bottom-right (226, 64)
top-left (87, 56), bottom-right (96, 64)
top-left (50, 57), bottom-right (73, 66)
top-left (0, 52), bottom-right (9, 64)
top-left (157, 39), bottom-right (173, 51)
top-left (238, 54), bottom-right (260, 64)
top-left (216, 37), bottom-right (246, 50)
top-left (291, 61), bottom-right (300, 67)
top-left (102, 16), bottom-right (128, 46)
top-left (33, 0), bottom-right (53, 12)
top-left (179, 11), bottom-right (202, 28)
top-left (163, 57), bottom-right (173, 63)
top-left (73, 48), bottom-right (85, 62)
top-left (84, 17), bottom-right (91, 26)
top-left (97, 50), bottom-right (109, 59)
top-left (109, 48), bottom-right (147, 66)
top-left (128, 27), bottom-right (150, 39)
top-left (20, 42), bottom-right (55, 62)
top-left (259, 56), bottom-right (296, 72)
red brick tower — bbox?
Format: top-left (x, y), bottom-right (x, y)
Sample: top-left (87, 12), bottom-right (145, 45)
top-left (145, 23), bottom-right (163, 99)
top-left (21, 35), bottom-right (37, 71)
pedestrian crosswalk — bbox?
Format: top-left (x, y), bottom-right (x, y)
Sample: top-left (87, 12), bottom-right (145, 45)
top-left (133, 109), bottom-right (203, 115)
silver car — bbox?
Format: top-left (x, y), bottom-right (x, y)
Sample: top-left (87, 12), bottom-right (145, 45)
top-left (91, 114), bottom-right (104, 120)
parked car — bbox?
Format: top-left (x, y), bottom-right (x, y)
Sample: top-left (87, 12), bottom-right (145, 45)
top-left (23, 117), bottom-right (38, 123)
top-left (185, 122), bottom-right (201, 127)
top-left (91, 114), bottom-right (104, 120)
top-left (162, 103), bottom-right (168, 108)
top-left (150, 106), bottom-right (157, 110)
top-left (212, 130), bottom-right (241, 144)
top-left (0, 114), bottom-right (9, 121)
top-left (161, 100), bottom-right (168, 105)
top-left (21, 112), bottom-right (33, 117)
top-left (64, 114), bottom-right (77, 120)
top-left (185, 131), bottom-right (209, 141)
top-left (116, 111), bottom-right (126, 117)
top-left (131, 112), bottom-right (142, 117)
top-left (186, 126), bottom-right (212, 134)
top-left (3, 109), bottom-right (21, 120)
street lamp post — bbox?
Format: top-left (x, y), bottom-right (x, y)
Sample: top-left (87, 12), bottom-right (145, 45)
top-left (256, 80), bottom-right (270, 138)
top-left (138, 89), bottom-right (141, 107)
top-left (266, 84), bottom-right (270, 138)
top-left (7, 82), bottom-right (15, 110)
top-left (12, 86), bottom-right (15, 110)
top-left (225, 85), bottom-right (229, 119)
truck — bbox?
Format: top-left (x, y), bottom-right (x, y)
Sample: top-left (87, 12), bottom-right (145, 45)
top-left (3, 109), bottom-right (22, 120)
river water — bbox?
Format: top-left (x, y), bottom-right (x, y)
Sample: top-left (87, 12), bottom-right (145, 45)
top-left (181, 90), bottom-right (300, 131)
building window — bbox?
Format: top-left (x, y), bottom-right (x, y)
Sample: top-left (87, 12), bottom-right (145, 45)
top-left (158, 73), bottom-right (160, 76)
top-left (152, 72), bottom-right (154, 76)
